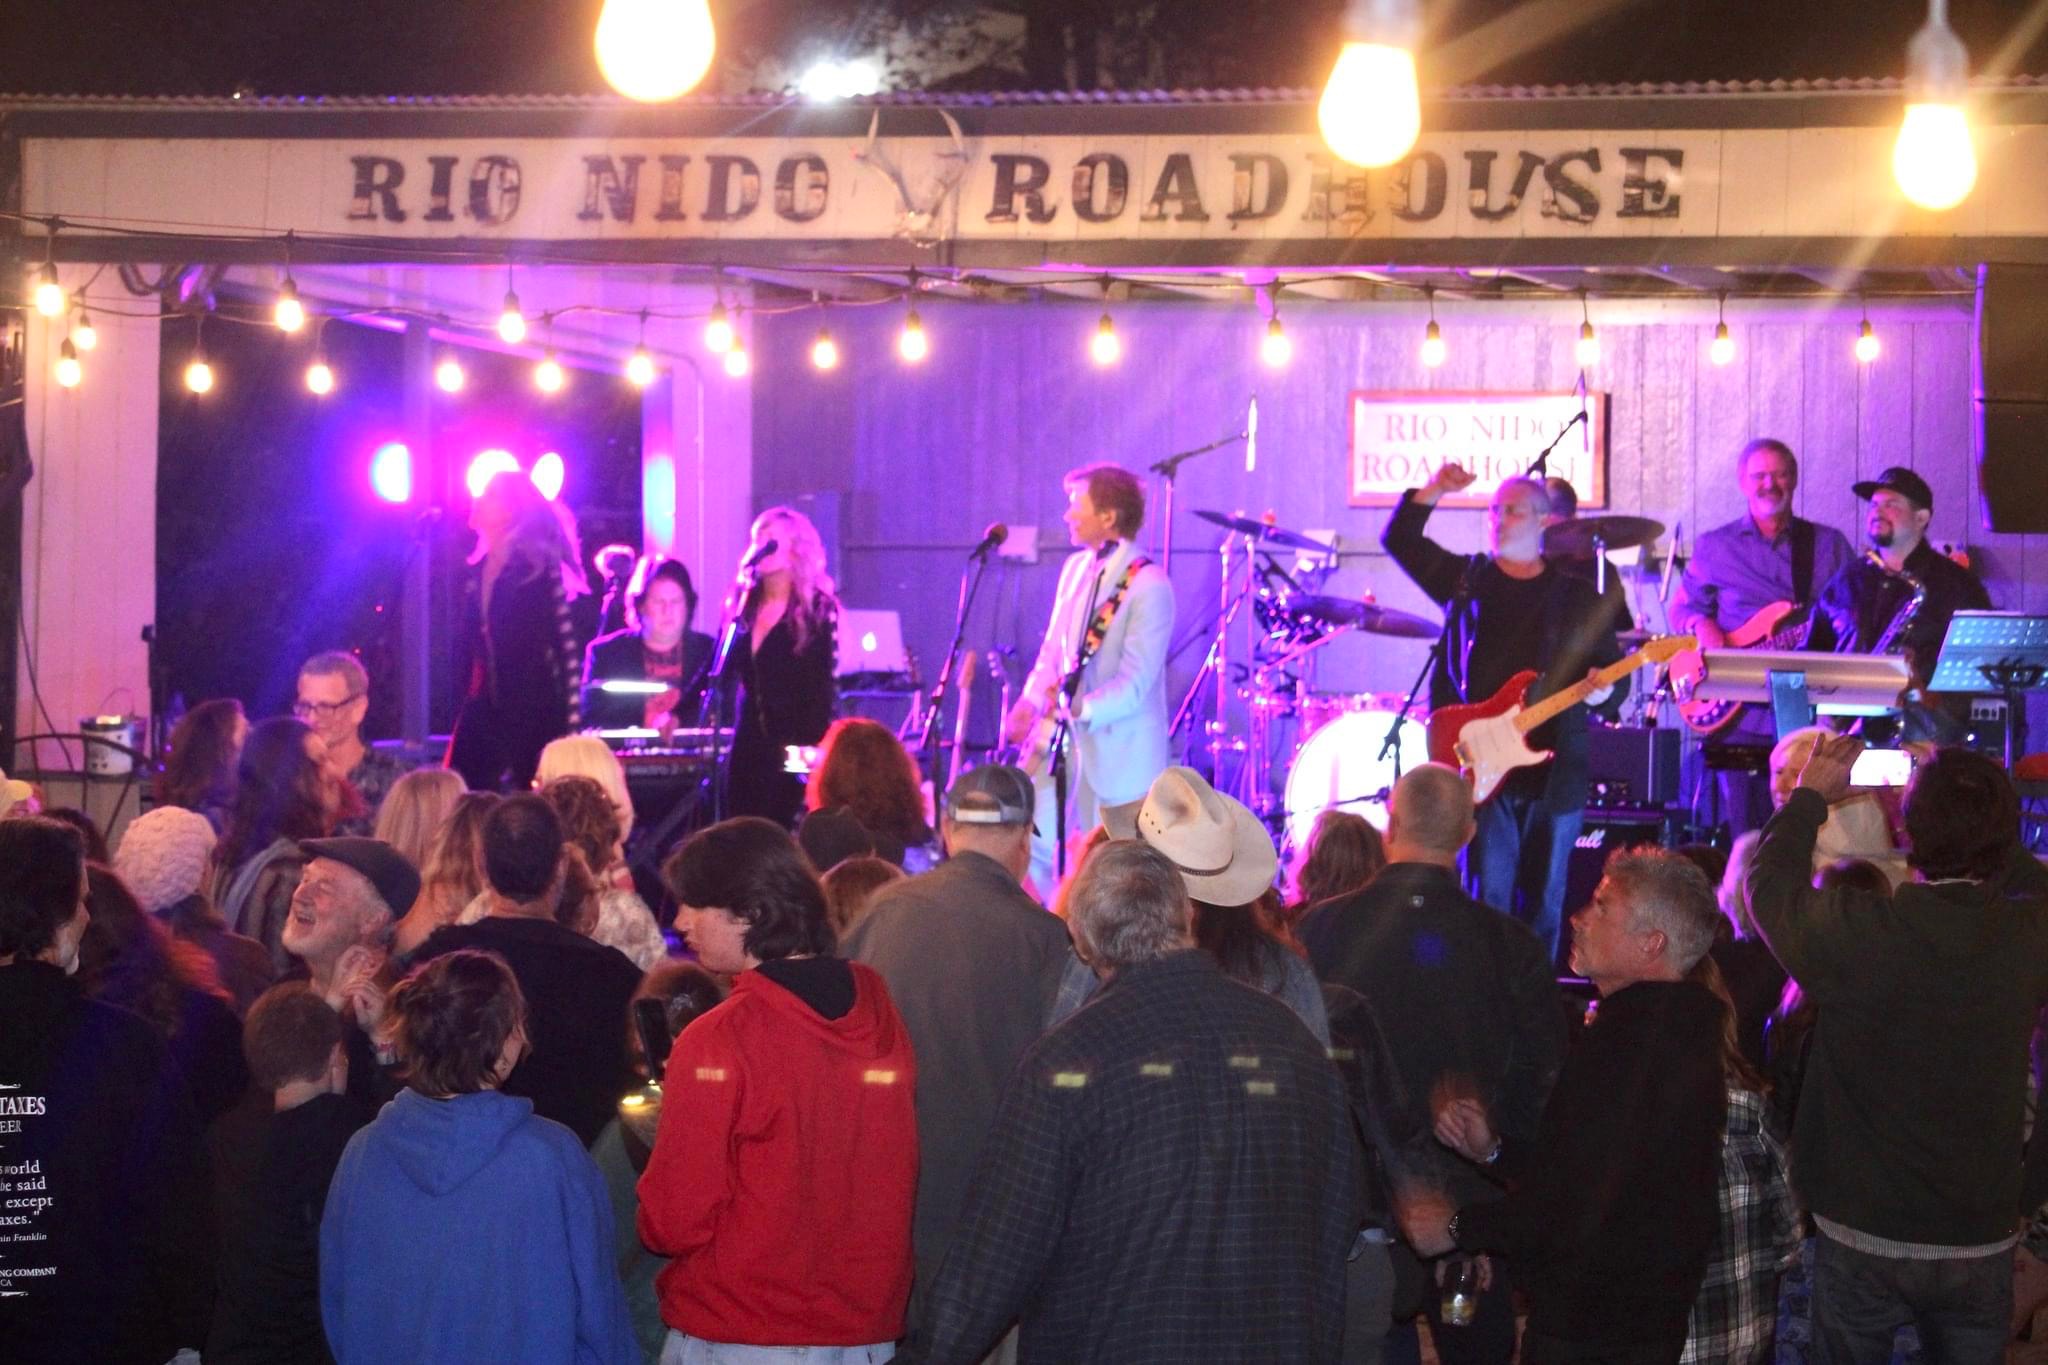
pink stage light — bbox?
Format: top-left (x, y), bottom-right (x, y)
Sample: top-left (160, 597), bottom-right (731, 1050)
top-left (531, 451), bottom-right (565, 501)
top-left (370, 442), bottom-right (413, 504)
top-left (465, 448), bottom-right (522, 499)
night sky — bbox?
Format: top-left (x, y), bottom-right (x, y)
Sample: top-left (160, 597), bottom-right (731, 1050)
top-left (0, 0), bottom-right (2041, 99)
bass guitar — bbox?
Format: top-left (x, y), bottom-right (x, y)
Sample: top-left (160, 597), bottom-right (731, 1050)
top-left (1427, 635), bottom-right (1696, 804)
top-left (1668, 601), bottom-right (1813, 735)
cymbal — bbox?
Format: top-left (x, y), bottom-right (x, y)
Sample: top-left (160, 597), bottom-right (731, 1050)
top-left (1193, 508), bottom-right (1335, 554)
top-left (1542, 514), bottom-right (1665, 559)
top-left (1274, 594), bottom-right (1440, 640)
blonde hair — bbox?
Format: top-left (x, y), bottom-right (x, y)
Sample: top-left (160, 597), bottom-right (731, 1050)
top-left (746, 506), bottom-right (839, 651)
top-left (467, 469), bottom-right (591, 599)
top-left (373, 768), bottom-right (467, 870)
top-left (536, 735), bottom-right (634, 841)
top-left (1768, 725), bottom-right (1833, 807)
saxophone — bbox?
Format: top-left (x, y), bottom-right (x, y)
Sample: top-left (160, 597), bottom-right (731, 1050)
top-left (1867, 550), bottom-right (1928, 657)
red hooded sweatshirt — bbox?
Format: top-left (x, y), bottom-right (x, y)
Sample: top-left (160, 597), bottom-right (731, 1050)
top-left (637, 960), bottom-right (918, 1346)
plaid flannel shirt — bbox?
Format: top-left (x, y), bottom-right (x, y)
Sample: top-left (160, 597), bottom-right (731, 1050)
top-left (1681, 1086), bottom-right (1804, 1365)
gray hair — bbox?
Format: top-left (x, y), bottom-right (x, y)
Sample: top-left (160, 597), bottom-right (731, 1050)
top-left (1068, 841), bottom-right (1192, 972)
top-left (1492, 476), bottom-right (1552, 518)
top-left (1602, 847), bottom-right (1719, 974)
top-left (300, 649), bottom-right (369, 696)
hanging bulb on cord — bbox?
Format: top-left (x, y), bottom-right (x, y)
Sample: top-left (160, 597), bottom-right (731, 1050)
top-left (33, 262), bottom-right (64, 318)
top-left (497, 291), bottom-right (528, 345)
top-left (1893, 0), bottom-right (1977, 211)
top-left (1318, 0), bottom-right (1423, 168)
top-left (54, 338), bottom-right (82, 389)
top-left (595, 0), bottom-right (717, 101)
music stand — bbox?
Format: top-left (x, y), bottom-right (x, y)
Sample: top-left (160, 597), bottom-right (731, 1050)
top-left (1691, 650), bottom-right (1913, 739)
top-left (1927, 612), bottom-right (2048, 768)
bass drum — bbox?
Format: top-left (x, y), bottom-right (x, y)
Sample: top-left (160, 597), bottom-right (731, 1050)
top-left (1283, 705), bottom-right (1431, 854)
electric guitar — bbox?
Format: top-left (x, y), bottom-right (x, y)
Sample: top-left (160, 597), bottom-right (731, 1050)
top-left (1427, 635), bottom-right (1696, 804)
top-left (1668, 601), bottom-right (1814, 735)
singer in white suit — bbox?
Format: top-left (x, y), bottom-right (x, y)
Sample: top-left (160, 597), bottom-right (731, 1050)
top-left (1004, 465), bottom-right (1176, 892)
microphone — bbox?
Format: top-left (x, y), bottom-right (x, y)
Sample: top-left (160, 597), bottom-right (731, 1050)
top-left (741, 538), bottom-right (779, 572)
top-left (968, 522), bottom-right (1008, 561)
top-left (1577, 371), bottom-right (1590, 455)
top-left (1245, 395), bottom-right (1260, 473)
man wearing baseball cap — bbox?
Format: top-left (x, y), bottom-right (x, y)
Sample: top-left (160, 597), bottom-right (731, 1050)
top-left (841, 764), bottom-right (1072, 1327)
top-left (282, 836), bottom-right (420, 1104)
top-left (1812, 465), bottom-right (1990, 740)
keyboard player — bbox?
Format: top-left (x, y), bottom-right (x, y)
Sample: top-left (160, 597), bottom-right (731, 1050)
top-left (581, 556), bottom-right (716, 737)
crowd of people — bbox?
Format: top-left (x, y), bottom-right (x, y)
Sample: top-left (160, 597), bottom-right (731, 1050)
top-left (6, 616), bottom-right (2048, 1363)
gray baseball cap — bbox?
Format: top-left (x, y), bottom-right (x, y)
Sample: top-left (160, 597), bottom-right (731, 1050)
top-left (945, 764), bottom-right (1037, 828)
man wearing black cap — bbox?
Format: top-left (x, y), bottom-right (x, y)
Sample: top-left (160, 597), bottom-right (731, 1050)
top-left (1812, 465), bottom-right (1991, 740)
top-left (282, 836), bottom-right (420, 1105)
top-left (841, 764), bottom-right (1071, 1332)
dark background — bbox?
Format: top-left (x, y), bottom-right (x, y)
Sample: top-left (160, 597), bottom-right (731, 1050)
top-left (0, 0), bottom-right (2042, 98)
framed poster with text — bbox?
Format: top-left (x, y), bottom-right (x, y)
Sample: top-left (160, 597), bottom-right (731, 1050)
top-left (1347, 390), bottom-right (1608, 509)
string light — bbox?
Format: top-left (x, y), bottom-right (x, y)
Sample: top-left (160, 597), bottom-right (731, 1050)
top-left (32, 262), bottom-right (63, 318)
top-left (435, 354), bottom-right (466, 393)
top-left (1893, 0), bottom-right (1976, 210)
top-left (184, 315), bottom-right (214, 394)
top-left (1856, 307), bottom-right (1881, 364)
top-left (1090, 312), bottom-right (1122, 366)
top-left (722, 339), bottom-right (751, 378)
top-left (305, 321), bottom-right (335, 395)
top-left (898, 308), bottom-right (929, 364)
top-left (1420, 287), bottom-right (1446, 368)
top-left (810, 327), bottom-right (840, 371)
top-left (625, 308), bottom-right (657, 386)
top-left (594, 0), bottom-right (717, 102)
top-left (1261, 316), bottom-right (1292, 369)
top-left (1318, 0), bottom-right (1423, 168)
top-left (54, 338), bottom-right (81, 389)
top-left (535, 351), bottom-right (567, 393)
top-left (274, 277), bottom-right (306, 333)
top-left (497, 288), bottom-right (528, 345)
top-left (70, 308), bottom-right (97, 353)
top-left (1575, 292), bottom-right (1600, 369)
top-left (704, 298), bottom-right (734, 354)
top-left (1709, 293), bottom-right (1735, 366)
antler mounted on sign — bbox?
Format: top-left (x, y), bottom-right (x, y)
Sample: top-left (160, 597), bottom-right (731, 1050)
top-left (852, 107), bottom-right (971, 247)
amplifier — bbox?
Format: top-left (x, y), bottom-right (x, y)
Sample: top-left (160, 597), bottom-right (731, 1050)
top-left (1586, 723), bottom-right (1681, 806)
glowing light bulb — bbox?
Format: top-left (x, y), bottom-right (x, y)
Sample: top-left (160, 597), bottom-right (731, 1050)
top-left (1855, 319), bottom-right (1881, 364)
top-left (435, 356), bottom-right (465, 393)
top-left (810, 328), bottom-right (839, 371)
top-left (184, 358), bottom-right (214, 394)
top-left (33, 264), bottom-right (63, 318)
top-left (722, 342), bottom-right (751, 378)
top-left (1893, 104), bottom-right (1976, 211)
top-left (595, 0), bottom-right (717, 102)
top-left (54, 338), bottom-right (81, 389)
top-left (497, 291), bottom-right (527, 345)
top-left (1575, 320), bottom-right (1600, 369)
top-left (626, 346), bottom-right (657, 387)
top-left (703, 302), bottom-right (734, 354)
top-left (1420, 319), bottom-right (1446, 368)
top-left (306, 359), bottom-right (335, 395)
top-left (371, 442), bottom-right (412, 504)
top-left (531, 451), bottom-right (566, 501)
top-left (1318, 42), bottom-right (1421, 168)
top-left (1090, 313), bottom-right (1122, 366)
top-left (274, 280), bottom-right (305, 333)
top-left (898, 310), bottom-right (929, 364)
top-left (1709, 321), bottom-right (1735, 367)
top-left (1261, 317), bottom-right (1292, 369)
top-left (535, 352), bottom-right (566, 393)
top-left (71, 312), bottom-right (97, 352)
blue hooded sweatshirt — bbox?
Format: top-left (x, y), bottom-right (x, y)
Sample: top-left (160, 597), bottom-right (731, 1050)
top-left (319, 1088), bottom-right (637, 1364)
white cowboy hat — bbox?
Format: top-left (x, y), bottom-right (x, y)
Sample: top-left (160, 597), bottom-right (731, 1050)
top-left (1133, 766), bottom-right (1278, 908)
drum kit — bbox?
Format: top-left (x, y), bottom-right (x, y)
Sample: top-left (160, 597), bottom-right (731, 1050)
top-left (1180, 506), bottom-right (1669, 854)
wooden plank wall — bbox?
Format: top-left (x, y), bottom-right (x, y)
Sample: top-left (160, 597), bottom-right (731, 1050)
top-left (754, 298), bottom-right (2036, 748)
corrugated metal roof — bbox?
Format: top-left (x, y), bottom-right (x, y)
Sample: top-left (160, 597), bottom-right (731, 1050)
top-left (0, 74), bottom-right (2042, 112)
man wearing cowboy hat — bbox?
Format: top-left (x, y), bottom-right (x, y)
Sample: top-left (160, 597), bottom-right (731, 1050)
top-left (903, 839), bottom-right (1361, 1365)
top-left (1810, 465), bottom-right (1990, 743)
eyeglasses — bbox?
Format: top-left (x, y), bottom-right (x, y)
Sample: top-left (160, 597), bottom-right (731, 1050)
top-left (293, 694), bottom-right (363, 720)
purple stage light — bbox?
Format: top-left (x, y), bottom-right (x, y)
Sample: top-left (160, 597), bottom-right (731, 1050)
top-left (370, 442), bottom-right (412, 504)
top-left (531, 451), bottom-right (565, 501)
top-left (465, 448), bottom-right (521, 499)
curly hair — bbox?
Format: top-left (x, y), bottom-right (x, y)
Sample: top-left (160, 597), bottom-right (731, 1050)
top-left (804, 718), bottom-right (931, 848)
top-left (541, 774), bottom-right (625, 876)
top-left (743, 506), bottom-right (838, 651)
top-left (387, 950), bottom-right (528, 1097)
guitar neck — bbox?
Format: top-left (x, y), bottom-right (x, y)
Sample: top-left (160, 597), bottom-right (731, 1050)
top-left (1514, 652), bottom-right (1646, 733)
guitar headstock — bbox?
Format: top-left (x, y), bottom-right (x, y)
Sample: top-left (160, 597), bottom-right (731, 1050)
top-left (1636, 634), bottom-right (1699, 666)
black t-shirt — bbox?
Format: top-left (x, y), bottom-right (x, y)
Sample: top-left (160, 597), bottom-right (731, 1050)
top-left (1472, 570), bottom-right (1577, 800)
top-left (412, 916), bottom-right (642, 1146)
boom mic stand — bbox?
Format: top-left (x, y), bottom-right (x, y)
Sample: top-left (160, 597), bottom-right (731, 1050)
top-left (1149, 426), bottom-right (1247, 573)
top-left (705, 573), bottom-right (754, 822)
top-left (911, 542), bottom-right (1000, 803)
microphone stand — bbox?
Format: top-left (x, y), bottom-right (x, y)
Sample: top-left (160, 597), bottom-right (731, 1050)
top-left (1524, 409), bottom-right (1586, 479)
top-left (913, 544), bottom-right (999, 803)
top-left (1149, 427), bottom-right (1246, 572)
top-left (705, 573), bottom-right (755, 822)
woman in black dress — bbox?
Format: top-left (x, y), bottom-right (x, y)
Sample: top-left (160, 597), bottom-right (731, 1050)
top-left (719, 506), bottom-right (839, 827)
top-left (446, 470), bottom-right (590, 791)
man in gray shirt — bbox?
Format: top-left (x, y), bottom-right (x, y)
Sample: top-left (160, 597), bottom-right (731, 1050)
top-left (1671, 438), bottom-right (1853, 837)
top-left (841, 764), bottom-right (1071, 1321)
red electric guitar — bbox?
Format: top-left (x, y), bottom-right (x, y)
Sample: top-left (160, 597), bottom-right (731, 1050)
top-left (1427, 635), bottom-right (1696, 804)
top-left (1667, 600), bottom-right (1814, 736)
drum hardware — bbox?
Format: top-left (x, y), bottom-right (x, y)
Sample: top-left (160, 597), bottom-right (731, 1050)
top-left (1191, 508), bottom-right (1337, 555)
top-left (1540, 514), bottom-right (1666, 595)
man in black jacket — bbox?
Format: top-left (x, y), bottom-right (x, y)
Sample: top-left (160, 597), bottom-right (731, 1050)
top-left (1301, 762), bottom-right (1565, 1365)
top-left (0, 817), bottom-right (215, 1365)
top-left (1382, 462), bottom-right (1627, 961)
top-left (1749, 738), bottom-right (2048, 1362)
top-left (1404, 846), bottom-right (1727, 1364)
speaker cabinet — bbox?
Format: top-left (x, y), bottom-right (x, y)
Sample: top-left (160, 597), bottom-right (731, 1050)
top-left (1556, 809), bottom-right (1669, 969)
top-left (1974, 264), bottom-right (2048, 533)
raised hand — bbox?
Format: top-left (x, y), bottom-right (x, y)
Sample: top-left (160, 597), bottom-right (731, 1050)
top-left (1796, 732), bottom-right (1864, 805)
top-left (1433, 1096), bottom-right (1499, 1165)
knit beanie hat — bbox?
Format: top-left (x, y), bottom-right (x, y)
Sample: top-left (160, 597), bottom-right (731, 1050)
top-left (114, 806), bottom-right (219, 913)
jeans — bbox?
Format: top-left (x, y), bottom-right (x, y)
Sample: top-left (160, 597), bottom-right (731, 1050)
top-left (1343, 1237), bottom-right (1397, 1365)
top-left (1811, 1231), bottom-right (2010, 1365)
top-left (1468, 791), bottom-right (1584, 964)
top-left (661, 1332), bottom-right (897, 1364)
